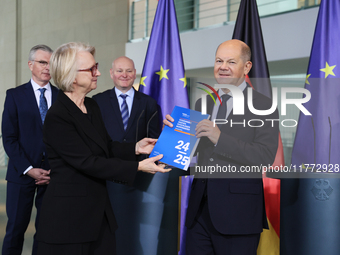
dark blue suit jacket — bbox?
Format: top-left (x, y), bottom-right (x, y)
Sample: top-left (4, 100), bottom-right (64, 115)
top-left (92, 88), bottom-right (160, 144)
top-left (2, 81), bottom-right (58, 185)
top-left (186, 86), bottom-right (279, 235)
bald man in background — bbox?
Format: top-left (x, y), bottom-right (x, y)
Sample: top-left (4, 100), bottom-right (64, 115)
top-left (93, 56), bottom-right (160, 254)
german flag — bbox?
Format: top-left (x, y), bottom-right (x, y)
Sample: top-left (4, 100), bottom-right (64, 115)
top-left (232, 0), bottom-right (282, 254)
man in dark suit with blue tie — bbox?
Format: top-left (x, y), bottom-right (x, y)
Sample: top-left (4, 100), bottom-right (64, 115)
top-left (165, 40), bottom-right (279, 255)
top-left (93, 56), bottom-right (160, 254)
top-left (1, 44), bottom-right (58, 255)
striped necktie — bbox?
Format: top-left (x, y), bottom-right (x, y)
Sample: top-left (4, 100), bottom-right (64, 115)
top-left (39, 88), bottom-right (48, 123)
top-left (120, 94), bottom-right (129, 130)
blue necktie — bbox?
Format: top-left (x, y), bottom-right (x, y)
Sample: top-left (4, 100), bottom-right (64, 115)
top-left (120, 94), bottom-right (129, 130)
top-left (39, 88), bottom-right (48, 123)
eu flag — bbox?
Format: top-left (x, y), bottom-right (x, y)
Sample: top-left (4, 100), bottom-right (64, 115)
top-left (138, 0), bottom-right (189, 254)
top-left (139, 0), bottom-right (189, 116)
top-left (282, 0), bottom-right (340, 254)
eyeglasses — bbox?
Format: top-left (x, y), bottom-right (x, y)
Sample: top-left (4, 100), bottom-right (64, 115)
top-left (78, 63), bottom-right (99, 77)
top-left (32, 60), bottom-right (49, 67)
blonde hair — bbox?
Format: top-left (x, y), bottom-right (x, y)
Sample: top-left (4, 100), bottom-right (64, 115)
top-left (50, 42), bottom-right (95, 92)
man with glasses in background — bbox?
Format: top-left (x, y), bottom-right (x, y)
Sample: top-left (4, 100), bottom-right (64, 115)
top-left (1, 44), bottom-right (58, 255)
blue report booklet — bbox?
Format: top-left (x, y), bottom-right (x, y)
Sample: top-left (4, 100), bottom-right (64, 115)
top-left (150, 106), bottom-right (209, 170)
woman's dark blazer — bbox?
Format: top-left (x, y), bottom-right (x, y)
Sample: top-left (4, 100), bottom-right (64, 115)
top-left (37, 91), bottom-right (138, 244)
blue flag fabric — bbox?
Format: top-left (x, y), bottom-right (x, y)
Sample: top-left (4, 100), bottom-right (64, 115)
top-left (138, 0), bottom-right (189, 254)
top-left (292, 0), bottom-right (340, 166)
top-left (282, 0), bottom-right (340, 254)
top-left (178, 176), bottom-right (194, 255)
top-left (139, 0), bottom-right (189, 116)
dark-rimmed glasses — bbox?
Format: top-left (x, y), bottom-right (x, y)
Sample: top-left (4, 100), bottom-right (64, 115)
top-left (78, 63), bottom-right (99, 77)
top-left (32, 60), bottom-right (49, 67)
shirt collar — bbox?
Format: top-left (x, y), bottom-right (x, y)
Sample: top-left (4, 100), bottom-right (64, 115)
top-left (218, 80), bottom-right (247, 97)
top-left (115, 87), bottom-right (135, 98)
top-left (31, 78), bottom-right (51, 91)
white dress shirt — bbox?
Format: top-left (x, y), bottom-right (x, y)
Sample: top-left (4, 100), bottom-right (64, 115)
top-left (211, 81), bottom-right (247, 121)
top-left (24, 79), bottom-right (52, 175)
top-left (115, 87), bottom-right (135, 116)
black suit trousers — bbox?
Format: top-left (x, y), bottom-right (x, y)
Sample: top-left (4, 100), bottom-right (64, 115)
top-left (186, 197), bottom-right (260, 255)
top-left (38, 212), bottom-right (115, 255)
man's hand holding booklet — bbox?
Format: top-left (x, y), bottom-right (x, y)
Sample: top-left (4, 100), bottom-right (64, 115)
top-left (150, 106), bottom-right (209, 170)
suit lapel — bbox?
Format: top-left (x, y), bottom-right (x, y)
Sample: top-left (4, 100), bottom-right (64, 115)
top-left (126, 89), bottom-right (141, 134)
top-left (228, 85), bottom-right (253, 122)
top-left (58, 92), bottom-right (109, 157)
top-left (109, 89), bottom-right (125, 132)
top-left (207, 95), bottom-right (215, 119)
top-left (24, 81), bottom-right (43, 129)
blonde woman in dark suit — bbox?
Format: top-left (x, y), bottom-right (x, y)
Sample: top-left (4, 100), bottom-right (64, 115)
top-left (36, 42), bottom-right (169, 255)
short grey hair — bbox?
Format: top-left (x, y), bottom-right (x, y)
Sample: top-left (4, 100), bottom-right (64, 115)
top-left (28, 44), bottom-right (53, 61)
top-left (240, 43), bottom-right (251, 62)
top-left (49, 42), bottom-right (95, 92)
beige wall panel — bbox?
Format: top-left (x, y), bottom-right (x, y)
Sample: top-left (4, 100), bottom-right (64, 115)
top-left (0, 0), bottom-right (17, 117)
top-left (0, 0), bottom-right (130, 129)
